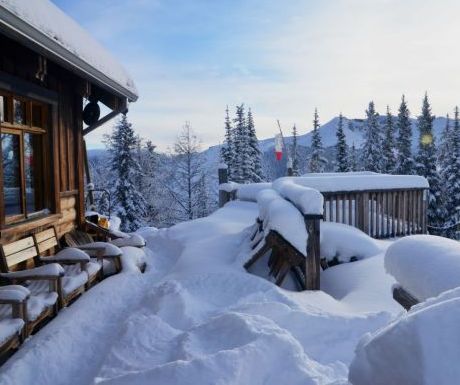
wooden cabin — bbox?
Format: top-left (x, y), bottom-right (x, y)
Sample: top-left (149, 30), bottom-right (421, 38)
top-left (0, 1), bottom-right (138, 245)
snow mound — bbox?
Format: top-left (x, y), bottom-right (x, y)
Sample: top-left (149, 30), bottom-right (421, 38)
top-left (256, 189), bottom-right (307, 254)
top-left (278, 174), bottom-right (429, 193)
top-left (321, 222), bottom-right (381, 262)
top-left (385, 235), bottom-right (460, 301)
top-left (349, 288), bottom-right (460, 385)
top-left (237, 183), bottom-right (272, 201)
top-left (273, 178), bottom-right (324, 215)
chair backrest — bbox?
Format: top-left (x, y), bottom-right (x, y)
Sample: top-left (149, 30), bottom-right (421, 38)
top-left (64, 230), bottom-right (94, 247)
top-left (33, 228), bottom-right (59, 255)
top-left (0, 237), bottom-right (39, 271)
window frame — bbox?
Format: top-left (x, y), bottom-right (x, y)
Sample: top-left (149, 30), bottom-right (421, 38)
top-left (0, 89), bottom-right (52, 226)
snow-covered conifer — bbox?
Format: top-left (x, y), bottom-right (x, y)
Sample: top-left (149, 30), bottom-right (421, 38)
top-left (232, 104), bottom-right (251, 183)
top-left (335, 113), bottom-right (349, 172)
top-left (291, 124), bottom-right (300, 176)
top-left (220, 106), bottom-right (234, 178)
top-left (381, 106), bottom-right (396, 174)
top-left (396, 95), bottom-right (415, 175)
top-left (107, 114), bottom-right (147, 231)
top-left (361, 101), bottom-right (382, 172)
top-left (416, 93), bottom-right (445, 227)
top-left (308, 109), bottom-right (327, 172)
top-left (247, 108), bottom-right (264, 182)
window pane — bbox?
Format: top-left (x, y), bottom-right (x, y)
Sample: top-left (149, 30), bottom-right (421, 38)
top-left (2, 134), bottom-right (22, 216)
top-left (0, 96), bottom-right (5, 123)
top-left (32, 104), bottom-right (43, 128)
top-left (13, 99), bottom-right (26, 125)
top-left (24, 133), bottom-right (45, 214)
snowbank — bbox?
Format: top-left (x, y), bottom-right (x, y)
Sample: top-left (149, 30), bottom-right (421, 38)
top-left (277, 174), bottom-right (429, 193)
top-left (320, 222), bottom-right (381, 262)
top-left (237, 183), bottom-right (272, 201)
top-left (349, 287), bottom-right (460, 385)
top-left (256, 189), bottom-right (307, 254)
top-left (273, 178), bottom-right (324, 215)
top-left (385, 235), bottom-right (460, 301)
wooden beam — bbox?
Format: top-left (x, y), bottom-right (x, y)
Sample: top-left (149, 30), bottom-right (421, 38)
top-left (82, 109), bottom-right (121, 136)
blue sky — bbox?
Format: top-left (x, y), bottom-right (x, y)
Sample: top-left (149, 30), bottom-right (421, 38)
top-left (53, 0), bottom-right (460, 150)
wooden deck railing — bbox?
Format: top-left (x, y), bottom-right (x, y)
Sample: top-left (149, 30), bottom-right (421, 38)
top-left (322, 188), bottom-right (427, 238)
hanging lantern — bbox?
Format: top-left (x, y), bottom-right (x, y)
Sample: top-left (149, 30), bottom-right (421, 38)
top-left (275, 133), bottom-right (283, 160)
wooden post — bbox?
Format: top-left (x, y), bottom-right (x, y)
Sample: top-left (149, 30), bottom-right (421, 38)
top-left (304, 214), bottom-right (322, 290)
top-left (218, 165), bottom-right (229, 208)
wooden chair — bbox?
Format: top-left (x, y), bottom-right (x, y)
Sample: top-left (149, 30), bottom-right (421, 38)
top-left (85, 220), bottom-right (146, 248)
top-left (64, 229), bottom-right (122, 276)
top-left (34, 228), bottom-right (102, 290)
top-left (0, 238), bottom-right (63, 335)
top-left (0, 285), bottom-right (29, 357)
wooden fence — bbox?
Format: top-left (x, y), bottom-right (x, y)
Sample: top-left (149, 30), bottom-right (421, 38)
top-left (322, 188), bottom-right (427, 238)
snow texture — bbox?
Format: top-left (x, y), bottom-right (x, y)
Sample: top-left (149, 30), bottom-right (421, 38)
top-left (0, 201), bottom-right (399, 385)
top-left (256, 189), bottom-right (307, 254)
top-left (78, 242), bottom-right (122, 257)
top-left (237, 183), bottom-right (272, 201)
top-left (0, 0), bottom-right (137, 97)
top-left (385, 234), bottom-right (460, 301)
top-left (349, 287), bottom-right (460, 385)
top-left (0, 263), bottom-right (64, 279)
top-left (278, 174), bottom-right (429, 193)
top-left (273, 178), bottom-right (324, 215)
top-left (110, 234), bottom-right (146, 248)
top-left (320, 222), bottom-right (382, 262)
top-left (42, 247), bottom-right (91, 262)
top-left (0, 285), bottom-right (30, 301)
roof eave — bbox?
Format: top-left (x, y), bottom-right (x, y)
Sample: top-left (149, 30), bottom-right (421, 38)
top-left (0, 7), bottom-right (138, 102)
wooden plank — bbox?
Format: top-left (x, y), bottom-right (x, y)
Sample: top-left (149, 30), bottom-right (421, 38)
top-left (305, 216), bottom-right (321, 290)
top-left (34, 228), bottom-right (55, 243)
top-left (6, 246), bottom-right (37, 267)
top-left (391, 192), bottom-right (396, 237)
top-left (2, 237), bottom-right (35, 256)
top-left (36, 237), bottom-right (58, 254)
top-left (329, 198), bottom-right (333, 222)
top-left (348, 194), bottom-right (353, 227)
top-left (393, 286), bottom-right (419, 310)
top-left (336, 195), bottom-right (340, 223)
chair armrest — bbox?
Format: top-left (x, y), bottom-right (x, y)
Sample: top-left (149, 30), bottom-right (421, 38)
top-left (0, 264), bottom-right (64, 281)
top-left (0, 287), bottom-right (30, 304)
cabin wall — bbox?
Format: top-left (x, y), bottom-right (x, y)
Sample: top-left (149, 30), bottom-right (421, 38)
top-left (0, 33), bottom-right (85, 243)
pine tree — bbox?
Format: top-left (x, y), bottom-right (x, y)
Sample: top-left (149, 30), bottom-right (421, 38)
top-left (349, 142), bottom-right (358, 171)
top-left (106, 114), bottom-right (147, 232)
top-left (416, 93), bottom-right (445, 227)
top-left (444, 108), bottom-right (460, 231)
top-left (233, 104), bottom-right (251, 183)
top-left (335, 113), bottom-right (349, 172)
top-left (220, 106), bottom-right (234, 178)
top-left (291, 124), bottom-right (300, 176)
top-left (308, 108), bottom-right (326, 172)
top-left (396, 95), bottom-right (415, 175)
top-left (438, 114), bottom-right (451, 171)
top-left (361, 101), bottom-right (382, 172)
top-left (247, 108), bottom-right (264, 182)
top-left (381, 106), bottom-right (396, 174)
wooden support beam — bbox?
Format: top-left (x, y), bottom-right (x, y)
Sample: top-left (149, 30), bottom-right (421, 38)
top-left (304, 215), bottom-right (322, 290)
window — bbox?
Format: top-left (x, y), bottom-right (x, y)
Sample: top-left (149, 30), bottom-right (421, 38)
top-left (0, 91), bottom-right (50, 223)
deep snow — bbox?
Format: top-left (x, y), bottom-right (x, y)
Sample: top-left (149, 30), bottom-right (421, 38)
top-left (0, 202), bottom-right (402, 385)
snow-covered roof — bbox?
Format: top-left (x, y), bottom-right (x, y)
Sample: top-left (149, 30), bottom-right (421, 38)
top-left (0, 0), bottom-right (138, 101)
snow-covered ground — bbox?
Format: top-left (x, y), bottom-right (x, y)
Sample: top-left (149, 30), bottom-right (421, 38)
top-left (0, 201), bottom-right (404, 385)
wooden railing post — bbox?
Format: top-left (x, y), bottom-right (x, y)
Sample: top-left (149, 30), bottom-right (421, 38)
top-left (218, 165), bottom-right (229, 208)
top-left (304, 214), bottom-right (322, 290)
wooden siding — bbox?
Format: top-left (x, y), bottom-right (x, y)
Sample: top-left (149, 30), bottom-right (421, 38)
top-left (0, 33), bottom-right (85, 243)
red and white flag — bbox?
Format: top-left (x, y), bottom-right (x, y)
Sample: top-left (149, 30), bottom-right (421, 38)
top-left (275, 133), bottom-right (283, 160)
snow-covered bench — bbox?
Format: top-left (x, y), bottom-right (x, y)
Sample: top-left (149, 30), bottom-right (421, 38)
top-left (0, 231), bottom-right (94, 311)
top-left (385, 235), bottom-right (460, 309)
top-left (245, 186), bottom-right (324, 290)
top-left (0, 285), bottom-right (29, 357)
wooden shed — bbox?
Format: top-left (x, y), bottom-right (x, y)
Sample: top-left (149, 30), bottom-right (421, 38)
top-left (0, 0), bottom-right (138, 244)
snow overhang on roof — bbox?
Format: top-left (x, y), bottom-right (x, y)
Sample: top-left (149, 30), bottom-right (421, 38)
top-left (0, 0), bottom-right (138, 102)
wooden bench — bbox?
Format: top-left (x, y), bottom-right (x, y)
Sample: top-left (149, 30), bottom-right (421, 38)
top-left (0, 285), bottom-right (29, 358)
top-left (64, 229), bottom-right (123, 275)
top-left (393, 285), bottom-right (419, 310)
top-left (34, 227), bottom-right (103, 291)
top-left (245, 225), bottom-right (307, 290)
top-left (0, 237), bottom-right (63, 335)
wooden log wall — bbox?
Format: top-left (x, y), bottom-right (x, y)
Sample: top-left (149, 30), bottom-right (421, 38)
top-left (322, 189), bottom-right (428, 238)
top-left (0, 34), bottom-right (85, 243)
